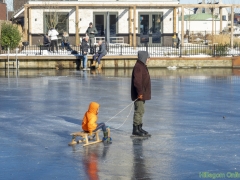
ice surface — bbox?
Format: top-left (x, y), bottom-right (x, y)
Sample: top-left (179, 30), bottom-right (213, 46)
top-left (0, 68), bottom-right (240, 180)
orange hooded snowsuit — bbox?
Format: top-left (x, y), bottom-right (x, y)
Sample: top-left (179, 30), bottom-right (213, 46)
top-left (82, 102), bottom-right (99, 133)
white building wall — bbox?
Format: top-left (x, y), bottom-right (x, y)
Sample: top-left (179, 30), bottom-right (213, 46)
top-left (78, 8), bottom-right (93, 34)
top-left (78, 8), bottom-right (129, 34)
top-left (31, 7), bottom-right (175, 35)
top-left (31, 8), bottom-right (74, 34)
top-left (69, 11), bottom-right (76, 34)
top-left (178, 20), bottom-right (229, 33)
top-left (31, 9), bottom-right (44, 34)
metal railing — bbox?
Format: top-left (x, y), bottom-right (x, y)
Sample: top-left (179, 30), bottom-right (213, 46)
top-left (106, 44), bottom-right (240, 57)
top-left (0, 45), bottom-right (81, 55)
top-left (1, 44), bottom-right (240, 57)
top-left (94, 37), bottom-right (124, 44)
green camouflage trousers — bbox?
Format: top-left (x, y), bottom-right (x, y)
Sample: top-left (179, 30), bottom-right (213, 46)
top-left (133, 100), bottom-right (145, 126)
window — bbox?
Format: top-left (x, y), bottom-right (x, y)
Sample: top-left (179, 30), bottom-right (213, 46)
top-left (138, 12), bottom-right (163, 44)
top-left (94, 12), bottom-right (118, 37)
top-left (95, 14), bottom-right (105, 36)
top-left (44, 12), bottom-right (69, 34)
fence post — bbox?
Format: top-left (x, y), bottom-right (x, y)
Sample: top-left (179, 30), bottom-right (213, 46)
top-left (213, 44), bottom-right (216, 57)
top-left (179, 44), bottom-right (182, 57)
top-left (145, 43), bottom-right (148, 54)
top-left (120, 45), bottom-right (122, 55)
top-left (39, 45), bottom-right (42, 55)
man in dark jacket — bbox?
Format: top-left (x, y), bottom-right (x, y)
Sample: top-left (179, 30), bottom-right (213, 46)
top-left (86, 22), bottom-right (98, 49)
top-left (43, 33), bottom-right (51, 51)
top-left (131, 51), bottom-right (151, 137)
top-left (92, 40), bottom-right (107, 70)
top-left (81, 36), bottom-right (90, 70)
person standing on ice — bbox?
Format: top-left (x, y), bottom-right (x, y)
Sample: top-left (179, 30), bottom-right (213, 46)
top-left (131, 51), bottom-right (151, 137)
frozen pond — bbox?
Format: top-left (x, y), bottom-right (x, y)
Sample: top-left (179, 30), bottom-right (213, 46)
top-left (0, 68), bottom-right (240, 180)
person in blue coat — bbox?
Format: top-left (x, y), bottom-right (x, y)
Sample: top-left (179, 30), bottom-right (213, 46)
top-left (92, 40), bottom-right (107, 70)
top-left (81, 36), bottom-right (90, 70)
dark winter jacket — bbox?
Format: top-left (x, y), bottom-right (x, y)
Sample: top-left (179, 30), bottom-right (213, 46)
top-left (43, 35), bottom-right (50, 45)
top-left (81, 38), bottom-right (89, 55)
top-left (131, 51), bottom-right (151, 101)
top-left (62, 36), bottom-right (69, 44)
top-left (86, 27), bottom-right (98, 38)
top-left (97, 43), bottom-right (107, 56)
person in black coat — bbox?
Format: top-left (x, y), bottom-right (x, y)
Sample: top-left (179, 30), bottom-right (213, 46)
top-left (86, 22), bottom-right (98, 49)
top-left (81, 36), bottom-right (90, 70)
top-left (92, 40), bottom-right (107, 70)
top-left (43, 33), bottom-right (51, 51)
top-left (131, 51), bottom-right (151, 137)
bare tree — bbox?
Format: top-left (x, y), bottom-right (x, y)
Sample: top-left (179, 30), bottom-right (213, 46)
top-left (43, 1), bottom-right (59, 32)
top-left (43, 0), bottom-right (69, 34)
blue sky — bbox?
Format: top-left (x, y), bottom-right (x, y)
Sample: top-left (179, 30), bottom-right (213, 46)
top-left (6, 0), bottom-right (13, 11)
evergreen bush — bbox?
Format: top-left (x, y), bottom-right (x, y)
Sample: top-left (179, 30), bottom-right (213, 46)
top-left (0, 22), bottom-right (21, 49)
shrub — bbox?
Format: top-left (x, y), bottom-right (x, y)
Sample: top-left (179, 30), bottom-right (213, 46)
top-left (0, 22), bottom-right (21, 49)
top-left (215, 44), bottom-right (228, 56)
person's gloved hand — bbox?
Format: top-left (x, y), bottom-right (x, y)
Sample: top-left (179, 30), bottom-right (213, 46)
top-left (138, 95), bottom-right (143, 100)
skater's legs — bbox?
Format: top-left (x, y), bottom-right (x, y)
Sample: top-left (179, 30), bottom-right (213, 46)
top-left (133, 100), bottom-right (145, 126)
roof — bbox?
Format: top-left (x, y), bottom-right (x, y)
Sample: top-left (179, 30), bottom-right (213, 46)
top-left (179, 13), bottom-right (220, 21)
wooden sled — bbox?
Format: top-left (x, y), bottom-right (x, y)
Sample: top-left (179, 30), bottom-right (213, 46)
top-left (68, 130), bottom-right (102, 147)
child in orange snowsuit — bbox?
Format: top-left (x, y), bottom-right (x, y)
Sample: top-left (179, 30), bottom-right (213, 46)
top-left (82, 102), bottom-right (111, 143)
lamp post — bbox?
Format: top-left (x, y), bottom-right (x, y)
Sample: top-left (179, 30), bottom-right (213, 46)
top-left (178, 9), bottom-right (180, 39)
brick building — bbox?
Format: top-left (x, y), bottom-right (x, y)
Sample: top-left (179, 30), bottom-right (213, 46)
top-left (13, 0), bottom-right (28, 11)
top-left (0, 0), bottom-right (6, 20)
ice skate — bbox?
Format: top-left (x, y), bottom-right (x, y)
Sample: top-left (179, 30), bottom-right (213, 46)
top-left (139, 124), bottom-right (151, 137)
top-left (102, 128), bottom-right (112, 144)
top-left (131, 124), bottom-right (147, 138)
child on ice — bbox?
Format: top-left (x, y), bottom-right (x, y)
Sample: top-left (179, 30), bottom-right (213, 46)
top-left (82, 102), bottom-right (112, 143)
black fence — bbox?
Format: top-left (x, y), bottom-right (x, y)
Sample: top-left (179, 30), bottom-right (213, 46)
top-left (0, 45), bottom-right (81, 55)
top-left (1, 44), bottom-right (240, 57)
